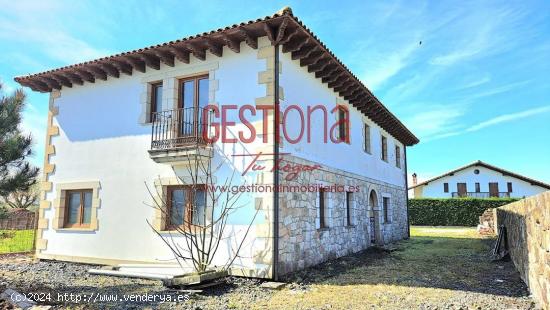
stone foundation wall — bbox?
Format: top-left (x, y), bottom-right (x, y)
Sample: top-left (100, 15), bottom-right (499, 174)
top-left (496, 191), bottom-right (550, 309)
top-left (277, 155), bottom-right (408, 275)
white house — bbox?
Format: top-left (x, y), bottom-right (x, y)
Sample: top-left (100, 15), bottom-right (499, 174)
top-left (15, 7), bottom-right (418, 279)
top-left (410, 161), bottom-right (550, 199)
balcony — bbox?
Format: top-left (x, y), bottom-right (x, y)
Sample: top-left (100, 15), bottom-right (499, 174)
top-left (451, 192), bottom-right (511, 198)
top-left (148, 107), bottom-right (212, 163)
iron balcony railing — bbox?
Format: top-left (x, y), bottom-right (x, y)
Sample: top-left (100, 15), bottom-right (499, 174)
top-left (150, 107), bottom-right (210, 150)
top-left (451, 192), bottom-right (511, 198)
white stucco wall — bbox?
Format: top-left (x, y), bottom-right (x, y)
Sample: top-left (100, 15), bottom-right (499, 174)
top-left (279, 51), bottom-right (406, 189)
top-left (42, 42), bottom-right (269, 271)
top-left (413, 165), bottom-right (548, 198)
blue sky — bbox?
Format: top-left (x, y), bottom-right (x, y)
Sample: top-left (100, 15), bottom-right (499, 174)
top-left (1, 0), bottom-right (549, 183)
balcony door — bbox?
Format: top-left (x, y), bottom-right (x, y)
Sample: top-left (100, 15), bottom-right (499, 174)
top-left (489, 182), bottom-right (499, 197)
top-left (457, 183), bottom-right (467, 197)
top-left (179, 75), bottom-right (209, 140)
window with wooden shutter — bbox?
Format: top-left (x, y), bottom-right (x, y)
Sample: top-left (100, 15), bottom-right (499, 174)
top-left (395, 145), bottom-right (401, 168)
top-left (319, 189), bottom-right (327, 228)
top-left (150, 82), bottom-right (163, 122)
top-left (381, 135), bottom-right (388, 162)
top-left (363, 123), bottom-right (371, 153)
top-left (383, 197), bottom-right (390, 223)
top-left (443, 183), bottom-right (449, 193)
top-left (346, 192), bottom-right (353, 226)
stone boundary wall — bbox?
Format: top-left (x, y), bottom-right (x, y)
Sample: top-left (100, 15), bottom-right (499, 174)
top-left (496, 191), bottom-right (550, 309)
top-left (277, 155), bottom-right (408, 275)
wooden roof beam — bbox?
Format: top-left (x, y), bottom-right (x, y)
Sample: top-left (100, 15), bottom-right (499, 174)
top-left (36, 76), bottom-right (61, 90)
top-left (322, 70), bottom-right (344, 84)
top-left (59, 72), bottom-right (84, 85)
top-left (73, 69), bottom-right (95, 83)
top-left (96, 63), bottom-right (119, 78)
top-left (237, 27), bottom-right (258, 49)
top-left (152, 50), bottom-right (175, 67)
top-left (282, 37), bottom-right (309, 53)
top-left (279, 26), bottom-right (300, 45)
top-left (185, 43), bottom-right (206, 61)
top-left (111, 60), bottom-right (133, 75)
top-left (328, 76), bottom-right (349, 88)
top-left (121, 56), bottom-right (146, 73)
top-left (136, 53), bottom-right (160, 70)
top-left (309, 59), bottom-right (331, 73)
top-left (167, 46), bottom-right (190, 64)
top-left (315, 65), bottom-right (338, 79)
top-left (220, 34), bottom-right (240, 53)
top-left (339, 84), bottom-right (359, 96)
top-left (50, 73), bottom-right (73, 88)
top-left (300, 51), bottom-right (324, 67)
top-left (263, 22), bottom-right (276, 44)
top-left (274, 17), bottom-right (289, 44)
top-left (291, 45), bottom-right (318, 60)
top-left (344, 89), bottom-right (362, 101)
top-left (87, 66), bottom-right (108, 81)
top-left (336, 85), bottom-right (355, 96)
top-left (26, 80), bottom-right (49, 92)
top-left (205, 39), bottom-right (223, 57)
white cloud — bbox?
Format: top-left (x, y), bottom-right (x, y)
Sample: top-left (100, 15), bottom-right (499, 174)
top-left (466, 106), bottom-right (550, 132)
top-left (403, 104), bottom-right (467, 139)
top-left (425, 105), bottom-right (550, 142)
top-left (429, 7), bottom-right (519, 66)
top-left (468, 80), bottom-right (530, 99)
top-left (361, 42), bottom-right (420, 90)
top-left (0, 0), bottom-right (110, 69)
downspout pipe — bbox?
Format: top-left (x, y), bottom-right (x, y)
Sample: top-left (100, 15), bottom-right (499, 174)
top-left (272, 44), bottom-right (280, 280)
top-left (404, 146), bottom-right (410, 239)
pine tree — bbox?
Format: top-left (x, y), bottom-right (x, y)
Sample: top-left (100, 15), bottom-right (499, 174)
top-left (0, 82), bottom-right (39, 197)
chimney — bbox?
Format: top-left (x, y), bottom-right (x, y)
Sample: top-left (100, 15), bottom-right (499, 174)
top-left (412, 173), bottom-right (417, 185)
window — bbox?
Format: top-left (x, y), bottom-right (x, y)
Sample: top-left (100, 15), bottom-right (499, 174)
top-left (395, 145), bottom-right (401, 168)
top-left (167, 185), bottom-right (206, 229)
top-left (443, 183), bottom-right (449, 193)
top-left (507, 182), bottom-right (513, 193)
top-left (363, 123), bottom-right (371, 153)
top-left (383, 197), bottom-right (390, 223)
top-left (475, 182), bottom-right (480, 192)
top-left (64, 189), bottom-right (93, 228)
top-left (319, 189), bottom-right (326, 228)
top-left (337, 107), bottom-right (348, 143)
top-left (150, 82), bottom-right (163, 122)
top-left (179, 75), bottom-right (209, 136)
top-left (381, 135), bottom-right (388, 161)
top-left (346, 192), bottom-right (353, 226)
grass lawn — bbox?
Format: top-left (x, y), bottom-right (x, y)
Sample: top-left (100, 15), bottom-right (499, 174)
top-left (0, 229), bottom-right (35, 254)
top-left (248, 226), bottom-right (533, 310)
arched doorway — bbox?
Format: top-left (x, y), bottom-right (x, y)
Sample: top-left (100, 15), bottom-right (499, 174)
top-left (369, 190), bottom-right (382, 245)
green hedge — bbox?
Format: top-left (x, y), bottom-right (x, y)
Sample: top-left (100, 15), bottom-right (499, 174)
top-left (409, 198), bottom-right (519, 226)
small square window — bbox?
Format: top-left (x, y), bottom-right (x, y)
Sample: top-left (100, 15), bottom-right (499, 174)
top-left (64, 189), bottom-right (93, 228)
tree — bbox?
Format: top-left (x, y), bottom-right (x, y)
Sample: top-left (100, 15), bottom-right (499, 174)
top-left (1, 181), bottom-right (39, 210)
top-left (0, 82), bottom-right (39, 197)
top-left (145, 150), bottom-right (259, 274)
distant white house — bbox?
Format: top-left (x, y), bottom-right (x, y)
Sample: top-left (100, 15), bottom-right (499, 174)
top-left (409, 161), bottom-right (550, 199)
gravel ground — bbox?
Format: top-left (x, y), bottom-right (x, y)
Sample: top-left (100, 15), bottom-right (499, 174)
top-left (0, 227), bottom-right (538, 309)
top-left (0, 254), bottom-right (273, 309)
